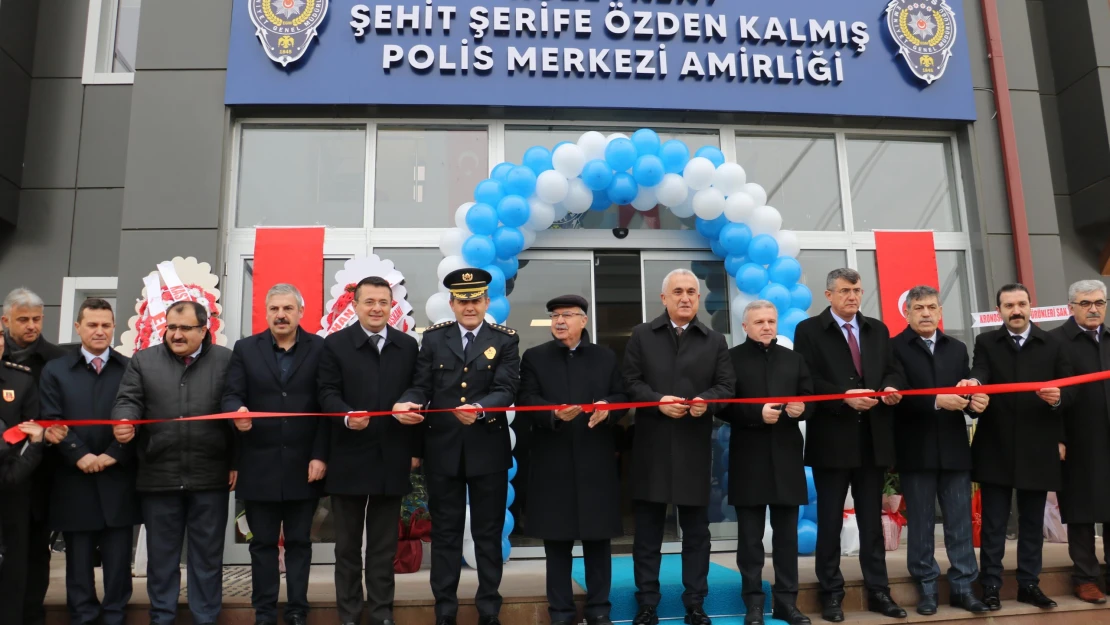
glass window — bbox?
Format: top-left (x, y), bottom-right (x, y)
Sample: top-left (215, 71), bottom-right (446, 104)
top-left (374, 128), bottom-right (489, 228)
top-left (237, 127), bottom-right (366, 228)
top-left (368, 248), bottom-right (444, 333)
top-left (735, 135), bottom-right (843, 231)
top-left (855, 251), bottom-right (882, 321)
top-left (240, 257), bottom-right (350, 339)
top-left (87, 0), bottom-right (142, 77)
top-left (796, 250), bottom-right (848, 317)
top-left (847, 138), bottom-right (960, 232)
top-left (112, 0), bottom-right (141, 72)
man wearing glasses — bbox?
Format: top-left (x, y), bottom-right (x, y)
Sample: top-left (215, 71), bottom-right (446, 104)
top-left (113, 301), bottom-right (235, 625)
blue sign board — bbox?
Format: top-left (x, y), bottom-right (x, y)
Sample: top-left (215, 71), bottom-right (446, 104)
top-left (226, 0), bottom-right (976, 121)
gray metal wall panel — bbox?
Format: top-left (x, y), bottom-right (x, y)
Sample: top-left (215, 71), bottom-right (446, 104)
top-left (0, 0), bottom-right (40, 74)
top-left (1054, 195), bottom-right (1103, 283)
top-left (998, 0), bottom-right (1040, 93)
top-left (1029, 235), bottom-right (1069, 304)
top-left (134, 0), bottom-right (231, 70)
top-left (962, 0), bottom-right (993, 90)
top-left (70, 188), bottom-right (123, 276)
top-left (986, 233), bottom-right (1019, 290)
top-left (121, 71), bottom-right (226, 229)
top-left (0, 189), bottom-right (74, 306)
top-left (1026, 0), bottom-right (1057, 95)
top-left (1008, 91), bottom-right (1058, 234)
top-left (1072, 177), bottom-right (1110, 230)
top-left (1088, 0), bottom-right (1110, 67)
top-left (0, 51), bottom-right (31, 187)
top-left (77, 85), bottom-right (133, 189)
top-left (31, 0), bottom-right (88, 78)
top-left (972, 92), bottom-right (1011, 235)
top-left (1043, 0), bottom-right (1097, 92)
top-left (1039, 95), bottom-right (1070, 195)
top-left (21, 78), bottom-right (83, 189)
top-left (0, 176), bottom-right (17, 225)
top-left (1056, 69), bottom-right (1110, 194)
top-left (42, 305), bottom-right (61, 344)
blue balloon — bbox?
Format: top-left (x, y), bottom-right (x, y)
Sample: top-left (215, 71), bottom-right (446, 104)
top-left (494, 257), bottom-right (519, 281)
top-left (695, 145), bottom-right (726, 168)
top-left (768, 257), bottom-right (803, 286)
top-left (605, 138), bottom-right (638, 172)
top-left (797, 520), bottom-right (818, 555)
top-left (522, 146), bottom-right (553, 174)
top-left (502, 536), bottom-right (512, 562)
top-left (488, 295), bottom-right (511, 323)
top-left (504, 166), bottom-right (537, 198)
top-left (737, 263), bottom-right (769, 294)
top-left (632, 154), bottom-right (665, 188)
top-left (779, 307), bottom-right (809, 339)
top-left (719, 223), bottom-right (753, 256)
top-left (805, 467), bottom-right (816, 504)
top-left (659, 140), bottom-right (690, 174)
top-left (759, 283), bottom-right (792, 313)
top-left (607, 173), bottom-right (639, 205)
top-left (503, 510), bottom-right (515, 536)
top-left (589, 188), bottom-right (612, 211)
top-left (747, 234), bottom-right (780, 265)
top-left (724, 254), bottom-right (746, 277)
top-left (631, 128), bottom-right (662, 156)
top-left (474, 179), bottom-right (505, 206)
top-left (508, 456), bottom-right (518, 481)
top-left (718, 423), bottom-right (732, 445)
top-left (496, 195), bottom-right (531, 228)
top-left (506, 483), bottom-right (516, 507)
top-left (464, 202), bottom-right (498, 236)
top-left (581, 159), bottom-right (614, 191)
top-left (484, 264), bottom-right (507, 298)
top-left (490, 162), bottom-right (515, 181)
top-left (709, 239), bottom-right (726, 258)
top-left (462, 235), bottom-right (496, 267)
top-left (492, 226), bottom-right (525, 260)
top-left (695, 214), bottom-right (728, 239)
top-left (789, 283), bottom-right (813, 311)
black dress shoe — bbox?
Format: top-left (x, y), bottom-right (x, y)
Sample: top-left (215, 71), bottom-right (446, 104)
top-left (744, 610), bottom-right (764, 625)
top-left (285, 616), bottom-right (307, 625)
top-left (821, 598), bottom-right (844, 623)
top-left (867, 591), bottom-right (907, 618)
top-left (435, 617), bottom-right (457, 625)
top-left (981, 585), bottom-right (1001, 611)
top-left (685, 606), bottom-right (712, 625)
top-left (478, 616), bottom-right (503, 625)
top-left (551, 621), bottom-right (574, 625)
top-left (633, 606), bottom-right (659, 625)
top-left (772, 604), bottom-right (811, 625)
top-left (950, 591), bottom-right (990, 613)
top-left (916, 593), bottom-right (938, 616)
top-left (1017, 584), bottom-right (1057, 609)
top-left (586, 618), bottom-right (614, 625)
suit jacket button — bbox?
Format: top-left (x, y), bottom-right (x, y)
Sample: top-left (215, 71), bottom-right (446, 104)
top-left (282, 392), bottom-right (287, 397)
top-left (463, 367), bottom-right (468, 373)
top-left (461, 382), bottom-right (468, 389)
top-left (461, 397), bottom-right (466, 402)
top-left (439, 364), bottom-right (443, 368)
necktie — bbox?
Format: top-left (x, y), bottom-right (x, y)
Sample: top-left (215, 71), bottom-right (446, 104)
top-left (843, 323), bottom-right (862, 376)
top-left (91, 356), bottom-right (103, 375)
top-left (1087, 329), bottom-right (1100, 344)
top-left (183, 355), bottom-right (194, 366)
top-left (1011, 335), bottom-right (1023, 351)
top-left (674, 326), bottom-right (684, 337)
top-left (923, 338), bottom-right (934, 354)
top-left (463, 331), bottom-right (475, 360)
top-left (370, 334), bottom-right (383, 352)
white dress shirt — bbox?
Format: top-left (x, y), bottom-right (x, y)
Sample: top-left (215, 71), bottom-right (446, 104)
top-left (81, 346), bottom-right (111, 365)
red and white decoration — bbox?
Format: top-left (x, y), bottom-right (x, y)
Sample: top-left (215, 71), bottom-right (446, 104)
top-left (317, 256), bottom-right (418, 338)
top-left (119, 257), bottom-right (227, 356)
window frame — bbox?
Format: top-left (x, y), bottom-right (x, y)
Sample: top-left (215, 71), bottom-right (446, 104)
top-left (82, 0), bottom-right (137, 85)
top-left (58, 277), bottom-right (119, 344)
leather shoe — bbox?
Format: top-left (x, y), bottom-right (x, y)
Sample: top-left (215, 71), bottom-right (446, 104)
top-left (685, 606), bottom-right (712, 625)
top-left (950, 591), bottom-right (991, 613)
top-left (772, 604), bottom-right (811, 625)
top-left (1017, 584), bottom-right (1057, 609)
top-left (867, 591), bottom-right (907, 618)
top-left (916, 594), bottom-right (938, 616)
top-left (285, 618), bottom-right (306, 625)
top-left (586, 618), bottom-right (614, 625)
top-left (744, 610), bottom-right (764, 625)
top-left (981, 585), bottom-right (1001, 611)
top-left (435, 618), bottom-right (457, 625)
top-left (551, 621), bottom-right (574, 625)
top-left (820, 598), bottom-right (844, 623)
top-left (478, 616), bottom-right (503, 625)
top-left (1076, 582), bottom-right (1108, 604)
top-left (633, 606), bottom-right (659, 625)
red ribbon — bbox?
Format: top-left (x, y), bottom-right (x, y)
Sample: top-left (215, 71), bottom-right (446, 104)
top-left (6, 369), bottom-right (1109, 445)
top-left (883, 510), bottom-right (908, 528)
top-left (843, 508), bottom-right (856, 519)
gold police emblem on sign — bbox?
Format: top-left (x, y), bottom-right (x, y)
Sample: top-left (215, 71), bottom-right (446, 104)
top-left (462, 272), bottom-right (474, 282)
top-left (2, 389), bottom-right (13, 402)
top-left (484, 346), bottom-right (497, 359)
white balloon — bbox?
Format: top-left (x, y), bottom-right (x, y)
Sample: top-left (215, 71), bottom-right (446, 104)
top-left (521, 227), bottom-right (537, 250)
top-left (563, 179), bottom-right (593, 214)
top-left (454, 202), bottom-right (475, 232)
top-left (438, 228), bottom-right (466, 257)
top-left (775, 230), bottom-right (801, 258)
top-left (606, 132), bottom-right (630, 144)
top-left (506, 407), bottom-right (516, 425)
top-left (577, 131), bottom-right (608, 161)
top-left (692, 188), bottom-right (726, 220)
top-left (844, 491), bottom-right (855, 510)
top-left (526, 198), bottom-right (556, 231)
top-left (750, 205), bottom-right (783, 235)
top-left (743, 182), bottom-right (768, 207)
top-left (723, 192), bottom-right (757, 224)
top-left (535, 170), bottom-right (569, 204)
top-left (551, 201), bottom-right (569, 222)
top-left (776, 335), bottom-right (795, 350)
top-left (552, 143), bottom-right (587, 178)
top-left (656, 173), bottom-right (689, 207)
top-left (669, 197), bottom-right (695, 218)
top-left (509, 427), bottom-right (517, 450)
top-left (436, 255), bottom-right (467, 282)
top-left (631, 186), bottom-right (658, 212)
top-left (732, 292), bottom-right (756, 317)
top-left (425, 292), bottom-right (452, 322)
top-left (683, 157), bottom-right (716, 191)
top-left (484, 313), bottom-right (497, 324)
top-left (712, 162), bottom-right (748, 196)
top-left (463, 538), bottom-right (478, 569)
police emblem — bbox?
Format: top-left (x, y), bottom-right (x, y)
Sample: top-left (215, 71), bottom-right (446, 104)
top-left (2, 389), bottom-right (13, 402)
top-left (885, 0), bottom-right (958, 85)
top-left (248, 0), bottom-right (328, 67)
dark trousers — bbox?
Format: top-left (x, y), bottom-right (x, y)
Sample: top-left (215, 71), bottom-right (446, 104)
top-left (244, 499), bottom-right (318, 623)
top-left (736, 505), bottom-right (798, 611)
top-left (24, 521), bottom-right (50, 625)
top-left (141, 490), bottom-right (229, 625)
top-left (0, 495), bottom-right (30, 625)
top-left (544, 540), bottom-right (611, 623)
top-left (979, 485), bottom-right (1046, 588)
top-left (901, 470), bottom-right (978, 595)
top-left (1069, 523), bottom-right (1110, 585)
top-left (427, 471), bottom-right (508, 619)
top-left (64, 527), bottom-right (134, 625)
top-left (813, 467), bottom-right (889, 599)
top-left (633, 500), bottom-right (710, 609)
top-left (331, 495), bottom-right (402, 625)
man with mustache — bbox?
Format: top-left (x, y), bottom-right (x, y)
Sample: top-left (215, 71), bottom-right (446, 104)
top-left (961, 283), bottom-right (1073, 610)
top-left (1050, 280), bottom-right (1110, 604)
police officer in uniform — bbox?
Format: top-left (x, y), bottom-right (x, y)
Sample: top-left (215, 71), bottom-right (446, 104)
top-left (394, 268), bottom-right (521, 625)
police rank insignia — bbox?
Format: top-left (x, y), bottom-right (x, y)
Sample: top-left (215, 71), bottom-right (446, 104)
top-left (885, 0), bottom-right (958, 85)
top-left (248, 0), bottom-right (328, 67)
top-left (2, 390), bottom-right (13, 402)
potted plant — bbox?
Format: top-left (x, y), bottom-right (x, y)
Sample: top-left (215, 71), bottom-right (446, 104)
top-left (881, 471), bottom-right (906, 551)
top-left (395, 470), bottom-right (432, 573)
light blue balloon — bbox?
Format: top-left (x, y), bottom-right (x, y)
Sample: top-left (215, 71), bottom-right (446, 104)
top-left (492, 226), bottom-right (525, 260)
top-left (508, 456), bottom-right (518, 480)
top-left (789, 283), bottom-right (813, 311)
top-left (502, 536), bottom-right (512, 562)
top-left (659, 140), bottom-right (690, 174)
top-left (589, 188), bottom-right (612, 211)
top-left (725, 254), bottom-right (747, 278)
top-left (503, 510), bottom-right (515, 536)
top-left (747, 234), bottom-right (780, 265)
top-left (695, 145), bottom-right (726, 168)
top-left (737, 263), bottom-right (769, 294)
top-left (506, 483), bottom-right (516, 507)
top-left (484, 264), bottom-right (507, 298)
top-left (779, 307), bottom-right (809, 339)
top-left (504, 166), bottom-right (537, 198)
top-left (768, 257), bottom-right (803, 286)
top-left (607, 173), bottom-right (638, 205)
top-left (474, 179), bottom-right (505, 206)
top-left (631, 128), bottom-right (662, 156)
top-left (632, 154), bottom-right (665, 188)
top-left (605, 138), bottom-right (638, 172)
top-left (695, 214), bottom-right (728, 239)
top-left (719, 223), bottom-right (753, 256)
top-left (495, 257), bottom-right (519, 281)
top-left (709, 239), bottom-right (726, 258)
top-left (464, 202), bottom-right (498, 236)
top-left (462, 235), bottom-right (496, 267)
top-left (581, 159), bottom-right (614, 191)
top-left (490, 162), bottom-right (515, 181)
top-left (488, 295), bottom-right (511, 323)
top-left (805, 467), bottom-right (817, 503)
top-left (496, 195), bottom-right (531, 228)
top-left (797, 520), bottom-right (818, 555)
top-left (522, 146), bottom-right (553, 174)
top-left (759, 283), bottom-right (792, 313)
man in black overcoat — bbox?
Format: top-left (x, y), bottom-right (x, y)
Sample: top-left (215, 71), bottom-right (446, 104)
top-left (792, 268), bottom-right (906, 623)
top-left (222, 284), bottom-right (328, 625)
top-left (622, 268), bottom-right (734, 625)
top-left (890, 286), bottom-right (989, 616)
top-left (519, 294), bottom-right (627, 625)
top-left (1050, 279), bottom-right (1110, 604)
top-left (394, 268), bottom-right (520, 625)
top-left (316, 277), bottom-right (422, 625)
top-left (40, 299), bottom-right (140, 625)
top-left (964, 283), bottom-right (1074, 611)
top-left (720, 301), bottom-right (812, 625)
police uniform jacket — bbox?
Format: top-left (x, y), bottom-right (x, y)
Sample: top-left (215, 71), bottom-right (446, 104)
top-left (0, 439), bottom-right (44, 557)
top-left (0, 361), bottom-right (40, 528)
top-left (398, 321), bottom-right (520, 478)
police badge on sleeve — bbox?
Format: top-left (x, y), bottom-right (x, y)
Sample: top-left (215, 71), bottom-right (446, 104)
top-left (886, 0), bottom-right (958, 85)
top-left (249, 0), bottom-right (328, 67)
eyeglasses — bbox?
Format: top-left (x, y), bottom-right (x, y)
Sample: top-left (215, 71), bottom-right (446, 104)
top-left (834, 288), bottom-right (863, 296)
top-left (1071, 300), bottom-right (1107, 309)
top-left (166, 324), bottom-right (205, 333)
top-left (548, 312), bottom-right (585, 320)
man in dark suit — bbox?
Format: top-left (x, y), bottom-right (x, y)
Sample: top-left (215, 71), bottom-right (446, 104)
top-left (792, 268), bottom-right (906, 623)
top-left (962, 283), bottom-right (1073, 610)
top-left (519, 294), bottom-right (627, 625)
top-left (318, 276), bottom-right (422, 625)
top-left (720, 300), bottom-right (812, 625)
top-left (222, 284), bottom-right (328, 625)
top-left (890, 286), bottom-right (989, 616)
top-left (622, 268), bottom-right (734, 625)
top-left (394, 268), bottom-right (520, 625)
top-left (40, 299), bottom-right (140, 625)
